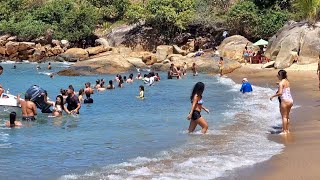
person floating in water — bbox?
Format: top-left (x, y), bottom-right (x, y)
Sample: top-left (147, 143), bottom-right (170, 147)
top-left (240, 78), bottom-right (253, 93)
top-left (36, 64), bottom-right (41, 70)
top-left (137, 85), bottom-right (144, 99)
top-left (187, 82), bottom-right (209, 134)
top-left (17, 93), bottom-right (37, 121)
top-left (13, 65), bottom-right (16, 69)
top-left (5, 112), bottom-right (22, 127)
top-left (270, 70), bottom-right (293, 135)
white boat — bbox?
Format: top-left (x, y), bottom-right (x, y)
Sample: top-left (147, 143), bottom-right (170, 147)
top-left (0, 93), bottom-right (20, 107)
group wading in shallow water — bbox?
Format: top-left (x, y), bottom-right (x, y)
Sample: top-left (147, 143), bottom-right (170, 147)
top-left (0, 63), bottom-right (296, 136)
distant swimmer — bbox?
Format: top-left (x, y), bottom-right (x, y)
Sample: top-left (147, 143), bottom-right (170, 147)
top-left (137, 85), bottom-right (144, 99)
top-left (270, 70), bottom-right (293, 135)
top-left (84, 82), bottom-right (94, 94)
top-left (36, 65), bottom-right (41, 70)
top-left (0, 65), bottom-right (3, 75)
top-left (240, 78), bottom-right (253, 93)
top-left (5, 112), bottom-right (22, 127)
top-left (78, 88), bottom-right (84, 102)
top-left (187, 82), bottom-right (209, 134)
top-left (126, 74), bottom-right (134, 83)
top-left (106, 80), bottom-right (115, 89)
top-left (48, 62), bottom-right (52, 70)
top-left (52, 95), bottom-right (65, 117)
top-left (13, 65), bottom-right (16, 69)
top-left (136, 73), bottom-right (142, 80)
top-left (17, 93), bottom-right (37, 121)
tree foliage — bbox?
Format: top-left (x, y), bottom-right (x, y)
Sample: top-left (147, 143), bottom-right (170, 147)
top-left (126, 0), bottom-right (195, 37)
top-left (293, 0), bottom-right (320, 22)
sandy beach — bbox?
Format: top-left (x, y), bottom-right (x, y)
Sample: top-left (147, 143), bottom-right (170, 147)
top-left (227, 64), bottom-right (320, 179)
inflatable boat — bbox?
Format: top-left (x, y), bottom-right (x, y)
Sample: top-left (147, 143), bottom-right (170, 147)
top-left (0, 93), bottom-right (20, 107)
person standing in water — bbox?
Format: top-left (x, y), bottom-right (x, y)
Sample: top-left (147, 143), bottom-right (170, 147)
top-left (270, 70), bottom-right (293, 135)
top-left (187, 82), bottom-right (209, 134)
top-left (17, 93), bottom-right (37, 121)
top-left (52, 95), bottom-right (65, 117)
top-left (48, 62), bottom-right (52, 70)
top-left (65, 86), bottom-right (81, 114)
top-left (5, 112), bottom-right (22, 127)
top-left (317, 55), bottom-right (320, 90)
top-left (138, 85), bottom-right (144, 99)
top-left (218, 57), bottom-right (224, 77)
top-left (191, 63), bottom-right (198, 76)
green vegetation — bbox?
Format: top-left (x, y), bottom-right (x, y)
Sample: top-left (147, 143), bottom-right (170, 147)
top-left (0, 0), bottom-right (318, 43)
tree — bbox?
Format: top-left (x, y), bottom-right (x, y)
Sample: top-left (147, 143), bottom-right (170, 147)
top-left (294, 0), bottom-right (320, 22)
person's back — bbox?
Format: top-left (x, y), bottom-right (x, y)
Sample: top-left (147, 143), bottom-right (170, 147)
top-left (240, 82), bottom-right (253, 93)
top-left (18, 94), bottom-right (37, 120)
top-left (84, 93), bottom-right (93, 104)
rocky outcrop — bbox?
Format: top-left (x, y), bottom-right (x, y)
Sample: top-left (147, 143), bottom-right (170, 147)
top-left (58, 54), bottom-right (147, 75)
top-left (142, 52), bottom-right (157, 65)
top-left (266, 21), bottom-right (320, 69)
top-left (156, 45), bottom-right (173, 62)
top-left (85, 46), bottom-right (110, 56)
top-left (95, 38), bottom-right (110, 47)
top-left (63, 48), bottom-right (89, 61)
top-left (218, 35), bottom-right (252, 62)
top-left (173, 45), bottom-right (188, 56)
top-left (106, 24), bottom-right (138, 47)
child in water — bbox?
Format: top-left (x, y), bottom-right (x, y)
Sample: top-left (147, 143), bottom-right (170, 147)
top-left (137, 85), bottom-right (144, 99)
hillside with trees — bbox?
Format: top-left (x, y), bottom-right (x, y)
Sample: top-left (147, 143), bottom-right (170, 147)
top-left (0, 0), bottom-right (319, 44)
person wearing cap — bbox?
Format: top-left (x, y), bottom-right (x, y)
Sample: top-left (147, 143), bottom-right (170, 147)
top-left (65, 85), bottom-right (81, 114)
top-left (240, 78), bottom-right (253, 93)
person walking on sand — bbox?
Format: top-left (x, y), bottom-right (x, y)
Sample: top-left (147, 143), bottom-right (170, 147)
top-left (187, 82), bottom-right (209, 134)
top-left (270, 70), bottom-right (293, 135)
top-left (317, 55), bottom-right (320, 90)
top-left (218, 57), bottom-right (224, 77)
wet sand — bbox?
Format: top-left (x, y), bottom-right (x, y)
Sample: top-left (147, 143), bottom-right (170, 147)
top-left (226, 65), bottom-right (320, 179)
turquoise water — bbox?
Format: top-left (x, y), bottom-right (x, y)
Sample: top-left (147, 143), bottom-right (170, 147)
top-left (0, 62), bottom-right (284, 180)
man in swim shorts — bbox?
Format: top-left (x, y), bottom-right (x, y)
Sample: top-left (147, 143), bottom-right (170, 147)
top-left (17, 93), bottom-right (37, 121)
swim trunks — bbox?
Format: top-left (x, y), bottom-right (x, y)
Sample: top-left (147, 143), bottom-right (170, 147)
top-left (22, 116), bottom-right (35, 121)
top-left (191, 110), bottom-right (201, 120)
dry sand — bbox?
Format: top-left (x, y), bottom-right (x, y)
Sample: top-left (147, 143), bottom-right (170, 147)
top-left (225, 64), bottom-right (320, 180)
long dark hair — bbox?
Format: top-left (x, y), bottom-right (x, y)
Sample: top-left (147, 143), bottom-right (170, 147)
top-left (10, 112), bottom-right (16, 126)
top-left (109, 80), bottom-right (113, 86)
top-left (278, 70), bottom-right (287, 80)
top-left (190, 82), bottom-right (205, 102)
top-left (55, 95), bottom-right (65, 111)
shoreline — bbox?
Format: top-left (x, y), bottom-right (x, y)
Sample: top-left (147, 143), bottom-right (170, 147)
top-left (226, 65), bottom-right (320, 179)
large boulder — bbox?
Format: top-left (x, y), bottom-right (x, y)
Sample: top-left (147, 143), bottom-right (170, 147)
top-left (58, 54), bottom-right (140, 75)
top-left (95, 38), bottom-right (110, 47)
top-left (218, 35), bottom-right (252, 62)
top-left (142, 52), bottom-right (157, 65)
top-left (107, 24), bottom-right (138, 46)
top-left (5, 41), bottom-right (20, 55)
top-left (266, 21), bottom-right (320, 68)
top-left (18, 42), bottom-right (35, 51)
top-left (61, 40), bottom-right (70, 49)
top-left (48, 46), bottom-right (64, 56)
top-left (156, 45), bottom-right (173, 62)
top-left (0, 46), bottom-right (6, 55)
top-left (63, 48), bottom-right (89, 61)
top-left (0, 34), bottom-right (10, 41)
top-left (173, 45), bottom-right (188, 56)
top-left (85, 46), bottom-right (111, 56)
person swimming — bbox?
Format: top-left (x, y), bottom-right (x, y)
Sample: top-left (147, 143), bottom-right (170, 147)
top-left (5, 112), bottom-right (22, 127)
top-left (126, 74), bottom-right (134, 83)
top-left (187, 82), bottom-right (209, 134)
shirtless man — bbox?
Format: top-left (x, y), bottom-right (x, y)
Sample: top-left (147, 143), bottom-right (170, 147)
top-left (17, 93), bottom-right (37, 121)
top-left (84, 82), bottom-right (94, 94)
top-left (0, 84), bottom-right (4, 97)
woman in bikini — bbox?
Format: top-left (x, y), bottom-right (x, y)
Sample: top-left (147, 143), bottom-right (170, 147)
top-left (52, 95), bottom-right (65, 117)
top-left (187, 82), bottom-right (209, 134)
top-left (270, 70), bottom-right (293, 134)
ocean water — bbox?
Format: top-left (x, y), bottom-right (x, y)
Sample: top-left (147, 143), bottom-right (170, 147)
top-left (0, 62), bottom-right (284, 180)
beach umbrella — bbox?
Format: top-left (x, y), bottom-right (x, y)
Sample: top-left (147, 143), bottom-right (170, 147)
top-left (253, 39), bottom-right (268, 46)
